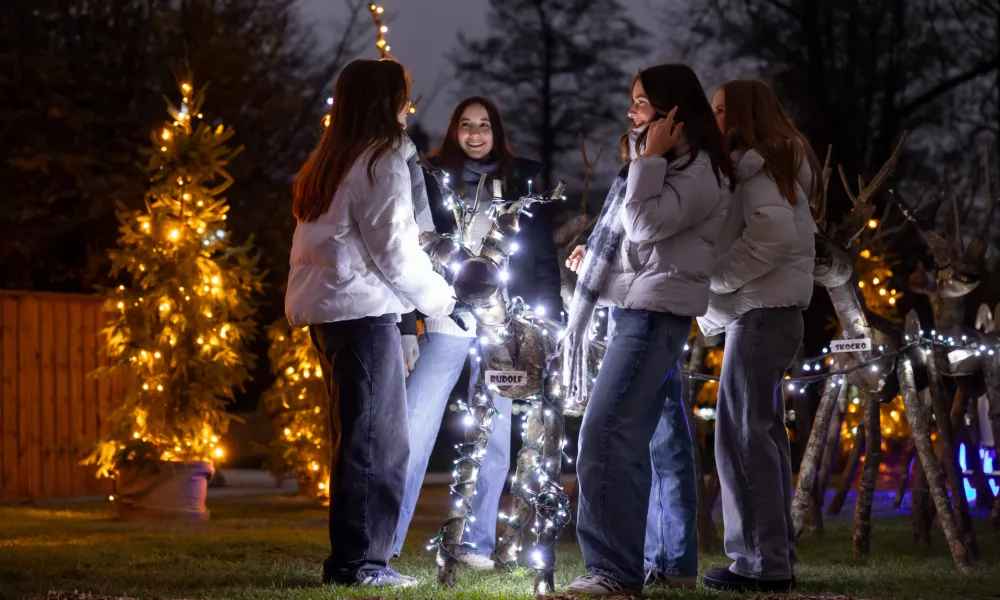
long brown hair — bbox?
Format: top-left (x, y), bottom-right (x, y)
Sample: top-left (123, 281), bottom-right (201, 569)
top-left (292, 59), bottom-right (410, 222)
top-left (719, 79), bottom-right (821, 205)
top-left (620, 64), bottom-right (736, 191)
top-left (429, 96), bottom-right (517, 196)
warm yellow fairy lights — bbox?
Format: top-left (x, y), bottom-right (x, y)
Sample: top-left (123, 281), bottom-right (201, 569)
top-left (369, 4), bottom-right (390, 57)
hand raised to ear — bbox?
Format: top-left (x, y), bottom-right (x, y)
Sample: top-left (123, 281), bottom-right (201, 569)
top-left (642, 107), bottom-right (683, 158)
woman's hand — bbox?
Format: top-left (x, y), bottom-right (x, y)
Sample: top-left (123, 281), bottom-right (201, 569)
top-left (642, 107), bottom-right (684, 158)
top-left (566, 245), bottom-right (586, 273)
top-left (401, 334), bottom-right (420, 372)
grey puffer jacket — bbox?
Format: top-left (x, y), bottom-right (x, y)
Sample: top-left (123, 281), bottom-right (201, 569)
top-left (600, 142), bottom-right (729, 317)
top-left (696, 149), bottom-right (816, 337)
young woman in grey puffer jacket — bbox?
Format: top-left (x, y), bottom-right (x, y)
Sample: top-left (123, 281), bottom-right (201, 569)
top-left (563, 64), bottom-right (737, 597)
top-left (697, 79), bottom-right (821, 594)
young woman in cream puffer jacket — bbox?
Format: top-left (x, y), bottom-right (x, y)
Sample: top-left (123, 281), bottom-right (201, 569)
top-left (697, 149), bottom-right (815, 337)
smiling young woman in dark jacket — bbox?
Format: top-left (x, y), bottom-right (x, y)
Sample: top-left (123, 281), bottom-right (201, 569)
top-left (392, 96), bottom-right (562, 569)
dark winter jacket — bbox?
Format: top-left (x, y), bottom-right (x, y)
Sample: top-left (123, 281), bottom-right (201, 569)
top-left (398, 156), bottom-right (563, 335)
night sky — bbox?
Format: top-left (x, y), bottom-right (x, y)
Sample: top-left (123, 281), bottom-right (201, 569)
top-left (296, 0), bottom-right (657, 135)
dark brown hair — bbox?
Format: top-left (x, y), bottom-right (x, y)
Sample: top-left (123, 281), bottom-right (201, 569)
top-left (620, 64), bottom-right (736, 191)
top-left (719, 79), bottom-right (821, 205)
top-left (429, 96), bottom-right (517, 196)
top-left (292, 59), bottom-right (410, 222)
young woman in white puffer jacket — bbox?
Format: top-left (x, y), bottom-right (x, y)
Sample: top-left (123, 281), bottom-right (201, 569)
top-left (285, 59), bottom-right (455, 589)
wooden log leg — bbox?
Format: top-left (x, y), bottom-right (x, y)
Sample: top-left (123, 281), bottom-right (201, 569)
top-left (817, 393), bottom-right (846, 505)
top-left (928, 348), bottom-right (978, 559)
top-left (792, 380), bottom-right (842, 537)
top-left (494, 403), bottom-right (542, 570)
top-left (895, 442), bottom-right (915, 510)
top-left (527, 393), bottom-right (567, 595)
top-left (436, 380), bottom-right (495, 586)
top-left (898, 338), bottom-right (973, 573)
top-left (853, 391), bottom-right (882, 556)
top-left (829, 422), bottom-right (865, 516)
top-left (911, 451), bottom-right (933, 547)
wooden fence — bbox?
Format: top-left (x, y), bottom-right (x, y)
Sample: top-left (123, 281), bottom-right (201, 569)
top-left (0, 291), bottom-right (117, 502)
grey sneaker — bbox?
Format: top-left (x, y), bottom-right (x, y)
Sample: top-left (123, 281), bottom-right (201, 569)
top-left (645, 570), bottom-right (697, 589)
top-left (385, 566), bottom-right (418, 584)
top-left (566, 573), bottom-right (640, 597)
top-left (356, 569), bottom-right (418, 588)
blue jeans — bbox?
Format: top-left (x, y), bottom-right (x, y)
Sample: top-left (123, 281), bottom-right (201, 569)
top-left (644, 367), bottom-right (698, 578)
top-left (716, 308), bottom-right (803, 580)
top-left (576, 308), bottom-right (693, 589)
top-left (309, 315), bottom-right (409, 584)
top-left (392, 332), bottom-right (514, 557)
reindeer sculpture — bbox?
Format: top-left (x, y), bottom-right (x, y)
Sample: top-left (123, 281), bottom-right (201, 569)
top-left (418, 160), bottom-right (605, 594)
top-left (791, 134), bottom-right (908, 557)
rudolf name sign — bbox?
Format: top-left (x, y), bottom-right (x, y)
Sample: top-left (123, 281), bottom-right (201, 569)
top-left (485, 370), bottom-right (527, 387)
top-left (830, 338), bottom-right (872, 353)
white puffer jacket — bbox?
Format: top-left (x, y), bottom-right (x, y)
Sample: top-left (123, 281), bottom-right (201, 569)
top-left (696, 149), bottom-right (816, 337)
top-left (285, 143), bottom-right (455, 327)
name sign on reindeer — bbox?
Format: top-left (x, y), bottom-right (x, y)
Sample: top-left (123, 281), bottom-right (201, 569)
top-left (830, 338), bottom-right (872, 353)
top-left (485, 370), bottom-right (528, 387)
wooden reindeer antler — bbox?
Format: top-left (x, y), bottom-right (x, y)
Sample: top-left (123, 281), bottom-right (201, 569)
top-left (834, 132), bottom-right (909, 250)
top-left (813, 145), bottom-right (833, 232)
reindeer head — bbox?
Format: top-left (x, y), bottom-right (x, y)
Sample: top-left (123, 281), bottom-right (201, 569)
top-left (812, 134), bottom-right (908, 289)
top-left (902, 152), bottom-right (999, 300)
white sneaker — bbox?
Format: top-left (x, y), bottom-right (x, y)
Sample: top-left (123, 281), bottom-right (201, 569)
top-left (356, 569), bottom-right (418, 588)
top-left (566, 573), bottom-right (640, 597)
top-left (457, 552), bottom-right (495, 570)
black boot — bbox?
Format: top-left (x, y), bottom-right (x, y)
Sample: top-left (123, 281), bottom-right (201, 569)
top-left (703, 568), bottom-right (795, 593)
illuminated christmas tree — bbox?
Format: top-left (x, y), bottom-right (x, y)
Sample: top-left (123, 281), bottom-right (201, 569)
top-left (87, 75), bottom-right (263, 478)
top-left (260, 321), bottom-right (330, 504)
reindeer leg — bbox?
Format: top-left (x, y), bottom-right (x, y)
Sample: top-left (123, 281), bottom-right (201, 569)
top-left (829, 423), bottom-right (865, 516)
top-left (436, 376), bottom-right (496, 586)
top-left (792, 379), bottom-right (842, 537)
top-left (928, 347), bottom-right (978, 559)
top-left (896, 441), bottom-right (915, 510)
top-left (818, 391), bottom-right (847, 504)
top-left (898, 324), bottom-right (972, 573)
top-left (853, 391), bottom-right (882, 556)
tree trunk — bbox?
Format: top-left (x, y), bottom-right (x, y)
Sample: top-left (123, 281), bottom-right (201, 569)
top-left (829, 421), bottom-right (865, 515)
top-left (817, 391), bottom-right (847, 504)
top-left (792, 379), bottom-right (843, 537)
top-left (898, 316), bottom-right (973, 573)
top-left (927, 346), bottom-right (978, 559)
top-left (853, 391), bottom-right (882, 556)
top-left (895, 441), bottom-right (915, 510)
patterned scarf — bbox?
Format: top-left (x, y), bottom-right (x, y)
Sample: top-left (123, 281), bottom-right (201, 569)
top-left (560, 128), bottom-right (643, 411)
top-left (402, 133), bottom-right (434, 232)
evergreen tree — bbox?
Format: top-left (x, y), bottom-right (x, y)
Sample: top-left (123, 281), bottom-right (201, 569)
top-left (452, 0), bottom-right (643, 186)
top-left (87, 77), bottom-right (263, 477)
top-left (260, 321), bottom-right (330, 501)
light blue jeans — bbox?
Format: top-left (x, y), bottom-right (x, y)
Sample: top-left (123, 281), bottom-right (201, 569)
top-left (576, 308), bottom-right (695, 589)
top-left (392, 332), bottom-right (513, 558)
top-left (644, 367), bottom-right (698, 578)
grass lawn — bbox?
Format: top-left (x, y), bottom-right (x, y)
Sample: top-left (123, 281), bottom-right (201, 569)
top-left (1, 485), bottom-right (998, 600)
